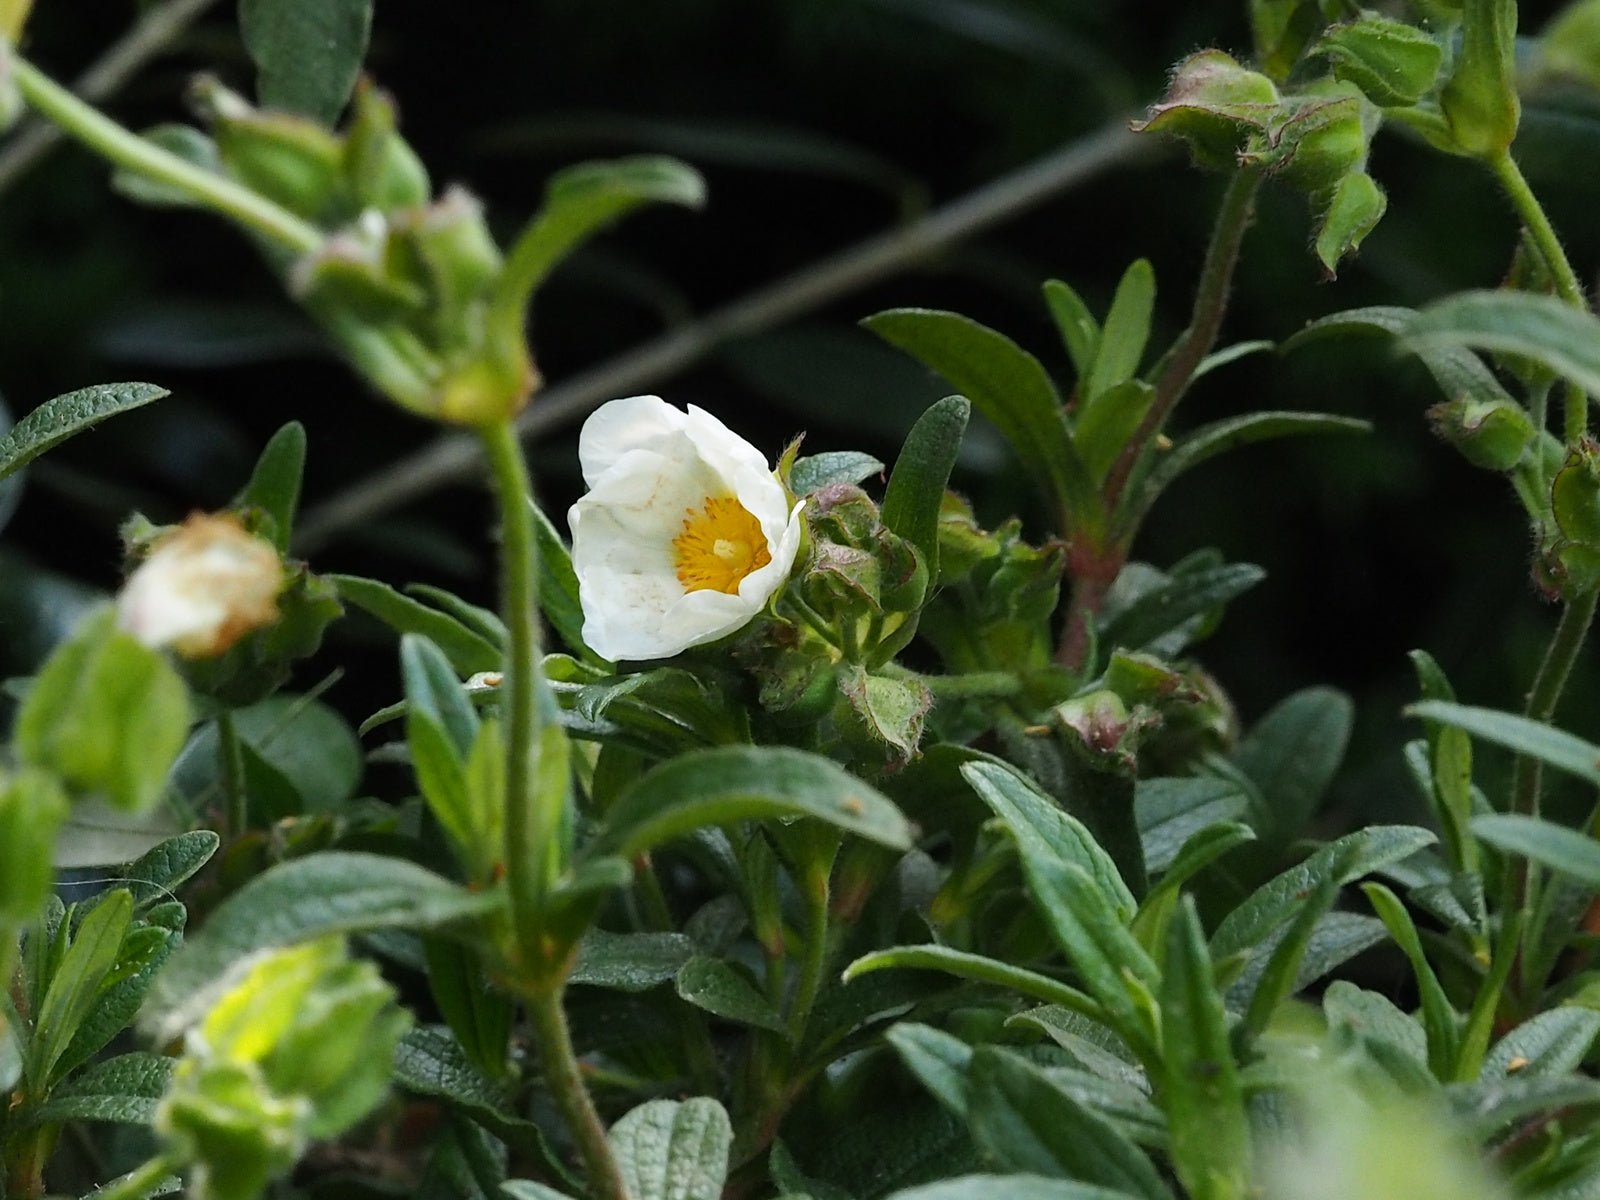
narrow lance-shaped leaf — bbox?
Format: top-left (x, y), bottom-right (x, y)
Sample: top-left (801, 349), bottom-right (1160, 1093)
top-left (0, 383), bottom-right (168, 485)
top-left (881, 395), bottom-right (970, 581)
top-left (1363, 882), bottom-right (1459, 1078)
top-left (1410, 700), bottom-right (1600, 786)
top-left (1405, 292), bottom-right (1600, 399)
top-left (1160, 898), bottom-right (1250, 1200)
top-left (1043, 279), bottom-right (1100, 378)
top-left (1085, 259), bottom-right (1155, 402)
top-left (491, 156), bottom-right (707, 345)
top-left (235, 421), bottom-right (307, 552)
top-left (141, 853), bottom-right (501, 1043)
top-left (588, 746), bottom-right (913, 858)
top-left (1126, 412), bottom-right (1370, 528)
top-left (1472, 814), bottom-right (1600, 888)
top-left (843, 945), bottom-right (1107, 1022)
top-left (863, 308), bottom-right (1102, 534)
top-left (330, 573), bottom-right (502, 675)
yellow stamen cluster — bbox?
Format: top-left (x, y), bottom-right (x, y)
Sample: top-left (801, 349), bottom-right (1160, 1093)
top-left (673, 496), bottom-right (770, 595)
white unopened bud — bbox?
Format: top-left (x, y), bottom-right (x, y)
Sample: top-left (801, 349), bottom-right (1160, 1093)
top-left (117, 513), bottom-right (283, 658)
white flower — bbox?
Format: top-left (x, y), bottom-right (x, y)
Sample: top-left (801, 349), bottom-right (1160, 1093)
top-left (117, 513), bottom-right (284, 658)
top-left (568, 395), bottom-right (803, 662)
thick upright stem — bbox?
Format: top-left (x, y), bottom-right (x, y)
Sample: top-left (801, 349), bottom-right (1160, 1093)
top-left (1489, 151), bottom-right (1589, 443)
top-left (526, 987), bottom-right (629, 1200)
top-left (478, 421), bottom-right (549, 971)
top-left (1103, 169), bottom-right (1262, 511)
top-left (11, 56), bottom-right (320, 254)
top-left (1511, 589), bottom-right (1599, 826)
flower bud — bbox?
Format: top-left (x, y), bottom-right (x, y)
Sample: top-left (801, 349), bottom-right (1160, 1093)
top-left (1440, 0), bottom-right (1520, 157)
top-left (1427, 396), bottom-right (1536, 471)
top-left (155, 936), bottom-right (409, 1200)
top-left (0, 768), bottom-right (67, 925)
top-left (1548, 439), bottom-right (1600, 596)
top-left (1051, 689), bottom-right (1158, 776)
top-left (192, 77), bottom-right (345, 222)
top-left (117, 513), bottom-right (284, 659)
top-left (343, 79), bottom-right (431, 214)
top-left (402, 186), bottom-right (505, 343)
top-left (1133, 50), bottom-right (1281, 170)
top-left (1313, 171), bottom-right (1388, 277)
top-left (1240, 87), bottom-right (1370, 192)
top-left (1313, 15), bottom-right (1445, 108)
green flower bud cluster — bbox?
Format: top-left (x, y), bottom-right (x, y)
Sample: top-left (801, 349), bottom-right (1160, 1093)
top-left (1054, 651), bottom-right (1234, 778)
top-left (155, 936), bottom-right (410, 1200)
top-left (1134, 51), bottom-right (1387, 273)
top-left (150, 79), bottom-right (528, 426)
top-left (1427, 396), bottom-right (1537, 472)
top-left (920, 497), bottom-right (1064, 688)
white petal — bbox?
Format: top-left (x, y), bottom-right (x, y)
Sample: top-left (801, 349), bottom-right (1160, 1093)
top-left (577, 395), bottom-right (687, 487)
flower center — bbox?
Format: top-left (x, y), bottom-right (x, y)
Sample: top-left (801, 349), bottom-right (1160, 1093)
top-left (673, 495), bottom-right (771, 595)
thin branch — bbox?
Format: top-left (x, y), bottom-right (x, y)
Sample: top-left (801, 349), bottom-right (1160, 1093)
top-left (0, 0), bottom-right (221, 195)
top-left (293, 118), bottom-right (1153, 553)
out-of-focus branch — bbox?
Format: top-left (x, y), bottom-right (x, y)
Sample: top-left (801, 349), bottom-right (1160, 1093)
top-left (0, 0), bottom-right (220, 195)
top-left (293, 117), bottom-right (1155, 553)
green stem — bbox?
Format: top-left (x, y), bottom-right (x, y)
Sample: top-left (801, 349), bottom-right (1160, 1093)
top-left (479, 422), bottom-right (549, 972)
top-left (526, 986), bottom-right (629, 1200)
top-left (88, 1157), bottom-right (177, 1200)
top-left (785, 879), bottom-right (831, 1045)
top-left (881, 664), bottom-right (1023, 700)
top-left (1103, 168), bottom-right (1262, 512)
top-left (1511, 588), bottom-right (1598, 826)
top-left (10, 56), bottom-right (321, 255)
top-left (217, 711), bottom-right (247, 839)
top-left (1489, 151), bottom-right (1588, 443)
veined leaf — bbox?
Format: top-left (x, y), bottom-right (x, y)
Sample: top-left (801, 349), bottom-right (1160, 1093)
top-left (882, 395), bottom-right (970, 579)
top-left (863, 308), bottom-right (1100, 531)
top-left (609, 1097), bottom-right (733, 1200)
top-left (589, 746), bottom-right (913, 857)
top-left (1406, 291), bottom-right (1600, 398)
top-left (0, 383), bottom-right (168, 485)
top-left (1472, 814), bottom-right (1600, 887)
top-left (1410, 701), bottom-right (1600, 787)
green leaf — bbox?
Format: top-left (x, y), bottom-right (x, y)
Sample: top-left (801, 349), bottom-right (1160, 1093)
top-left (608, 1097), bottom-right (733, 1200)
top-left (843, 945), bottom-right (1105, 1020)
top-left (142, 853), bottom-right (500, 1043)
top-left (112, 124), bottom-right (221, 209)
top-left (882, 395), bottom-right (970, 579)
top-left (493, 157), bottom-right (706, 334)
top-left (116, 831), bottom-right (220, 909)
top-left (406, 585), bottom-right (508, 652)
top-left (1230, 911), bottom-right (1388, 1019)
top-left (885, 1176), bottom-right (1145, 1200)
top-left (1076, 380), bottom-right (1156, 484)
top-left (675, 956), bottom-right (785, 1032)
top-left (1237, 871), bottom-right (1341, 1038)
top-left (1133, 822), bottom-right (1255, 946)
top-left (1313, 16), bottom-right (1444, 107)
top-left (1131, 412), bottom-right (1371, 521)
top-left (1410, 701), bottom-right (1600, 787)
top-left (790, 451), bottom-right (886, 495)
top-left (1405, 291), bottom-right (1600, 398)
top-left (570, 930), bottom-right (696, 992)
top-left (1043, 279), bottom-right (1101, 379)
top-left (0, 383), bottom-right (168, 485)
top-left (1210, 825), bottom-right (1437, 959)
top-left (239, 0), bottom-right (373, 125)
top-left (235, 421), bottom-right (306, 552)
top-left (403, 633), bottom-right (480, 758)
top-left (1233, 687), bottom-right (1354, 843)
top-left (531, 498), bottom-right (597, 662)
top-left (1085, 259), bottom-right (1155, 402)
top-left (962, 760), bottom-right (1134, 919)
top-left (1314, 172), bottom-right (1388, 277)
top-left (966, 1049), bottom-right (1170, 1200)
top-left (331, 573), bottom-right (502, 675)
top-left (19, 1051), bottom-right (172, 1129)
top-left (1449, 1075), bottom-right (1600, 1138)
top-left (1363, 882), bottom-right (1459, 1078)
top-left (885, 1022), bottom-right (975, 1117)
top-left (1100, 564), bottom-right (1265, 654)
top-left (1135, 777), bottom-right (1251, 873)
top-left (1485, 1007), bottom-right (1600, 1077)
top-left (1472, 814), bottom-right (1600, 886)
top-left (31, 889), bottom-right (133, 1086)
top-left (589, 746), bottom-right (913, 858)
top-left (16, 611), bottom-right (191, 815)
top-left (56, 908), bottom-right (182, 1080)
top-left (863, 308), bottom-right (1099, 530)
top-left (1159, 899), bottom-right (1249, 1200)
top-left (1323, 981), bottom-right (1429, 1077)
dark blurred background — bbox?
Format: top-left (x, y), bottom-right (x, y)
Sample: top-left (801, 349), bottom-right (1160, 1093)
top-left (3, 0), bottom-right (1598, 825)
